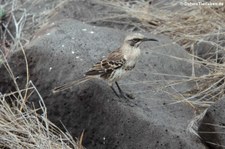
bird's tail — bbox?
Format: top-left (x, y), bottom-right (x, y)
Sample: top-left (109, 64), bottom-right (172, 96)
top-left (52, 77), bottom-right (93, 93)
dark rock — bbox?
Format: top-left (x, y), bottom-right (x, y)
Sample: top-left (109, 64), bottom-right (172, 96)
top-left (194, 30), bottom-right (225, 64)
top-left (198, 97), bottom-right (225, 149)
top-left (0, 19), bottom-right (207, 149)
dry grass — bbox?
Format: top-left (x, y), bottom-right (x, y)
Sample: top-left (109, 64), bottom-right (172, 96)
top-left (96, 0), bottom-right (225, 50)
top-left (0, 81), bottom-right (80, 149)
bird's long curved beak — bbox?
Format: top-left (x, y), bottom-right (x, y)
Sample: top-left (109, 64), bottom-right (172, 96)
top-left (142, 38), bottom-right (158, 42)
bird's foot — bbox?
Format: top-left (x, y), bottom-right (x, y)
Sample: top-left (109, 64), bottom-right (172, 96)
top-left (110, 84), bottom-right (135, 99)
top-left (120, 92), bottom-right (135, 99)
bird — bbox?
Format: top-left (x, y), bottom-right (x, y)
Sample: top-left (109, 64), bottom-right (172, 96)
top-left (53, 33), bottom-right (158, 99)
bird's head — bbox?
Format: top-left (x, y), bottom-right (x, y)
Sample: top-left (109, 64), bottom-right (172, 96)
top-left (124, 33), bottom-right (158, 48)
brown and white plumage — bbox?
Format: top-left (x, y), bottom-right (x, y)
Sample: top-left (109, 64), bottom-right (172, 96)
top-left (53, 33), bottom-right (158, 98)
top-left (85, 49), bottom-right (126, 85)
top-left (85, 33), bottom-right (157, 86)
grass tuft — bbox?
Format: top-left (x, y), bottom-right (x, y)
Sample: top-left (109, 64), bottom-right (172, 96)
top-left (0, 81), bottom-right (80, 149)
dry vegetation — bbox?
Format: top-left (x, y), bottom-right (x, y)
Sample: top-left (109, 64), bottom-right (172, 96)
top-left (0, 0), bottom-right (225, 148)
top-left (0, 58), bottom-right (81, 148)
top-left (0, 81), bottom-right (80, 149)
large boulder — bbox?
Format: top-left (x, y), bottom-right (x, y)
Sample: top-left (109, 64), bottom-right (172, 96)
top-left (0, 19), bottom-right (207, 149)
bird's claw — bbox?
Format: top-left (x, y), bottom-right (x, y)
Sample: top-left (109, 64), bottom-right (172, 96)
top-left (120, 92), bottom-right (135, 99)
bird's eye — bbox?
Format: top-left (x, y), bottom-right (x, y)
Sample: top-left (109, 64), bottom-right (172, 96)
top-left (132, 38), bottom-right (141, 43)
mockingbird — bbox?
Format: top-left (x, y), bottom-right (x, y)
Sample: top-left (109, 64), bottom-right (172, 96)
top-left (53, 33), bottom-right (158, 99)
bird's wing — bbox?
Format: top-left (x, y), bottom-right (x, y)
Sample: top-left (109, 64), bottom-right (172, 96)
top-left (85, 49), bottom-right (126, 79)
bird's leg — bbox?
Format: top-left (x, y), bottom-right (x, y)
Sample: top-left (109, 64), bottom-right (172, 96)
top-left (110, 85), bottom-right (120, 98)
top-left (115, 82), bottom-right (134, 99)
